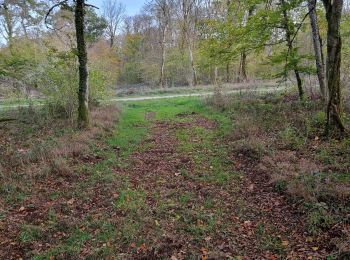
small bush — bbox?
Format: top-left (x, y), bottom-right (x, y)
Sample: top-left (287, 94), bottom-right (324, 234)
top-left (279, 126), bottom-right (305, 150)
top-left (232, 139), bottom-right (267, 161)
top-left (312, 111), bottom-right (326, 127)
top-left (49, 158), bottom-right (72, 177)
top-left (305, 203), bottom-right (336, 235)
top-left (273, 179), bottom-right (288, 193)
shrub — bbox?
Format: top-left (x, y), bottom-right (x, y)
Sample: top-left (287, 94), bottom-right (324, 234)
top-left (231, 138), bottom-right (267, 161)
top-left (304, 203), bottom-right (336, 235)
top-left (279, 126), bottom-right (305, 150)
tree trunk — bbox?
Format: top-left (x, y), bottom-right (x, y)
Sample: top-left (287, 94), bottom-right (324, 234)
top-left (110, 36), bottom-right (114, 48)
top-left (281, 0), bottom-right (304, 100)
top-left (188, 40), bottom-right (197, 86)
top-left (75, 0), bottom-right (89, 128)
top-left (308, 0), bottom-right (326, 99)
top-left (236, 7), bottom-right (254, 83)
top-left (214, 66), bottom-right (219, 85)
top-left (159, 27), bottom-right (167, 88)
top-left (294, 70), bottom-right (304, 99)
top-left (226, 62), bottom-right (230, 83)
top-left (240, 51), bottom-right (247, 82)
top-left (322, 0), bottom-right (346, 134)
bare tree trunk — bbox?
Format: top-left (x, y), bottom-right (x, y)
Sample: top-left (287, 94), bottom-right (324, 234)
top-left (236, 7), bottom-right (254, 83)
top-left (240, 51), bottom-right (247, 82)
top-left (159, 27), bottom-right (167, 88)
top-left (226, 62), bottom-right (230, 83)
top-left (110, 36), bottom-right (114, 48)
top-left (188, 40), bottom-right (197, 86)
top-left (308, 0), bottom-right (326, 99)
top-left (281, 0), bottom-right (304, 100)
top-left (75, 0), bottom-right (89, 128)
top-left (236, 53), bottom-right (242, 83)
top-left (322, 0), bottom-right (346, 134)
top-left (214, 66), bottom-right (219, 85)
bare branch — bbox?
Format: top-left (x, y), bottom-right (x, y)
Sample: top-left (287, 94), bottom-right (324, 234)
top-left (85, 3), bottom-right (99, 9)
top-left (290, 5), bottom-right (315, 45)
top-left (45, 0), bottom-right (69, 30)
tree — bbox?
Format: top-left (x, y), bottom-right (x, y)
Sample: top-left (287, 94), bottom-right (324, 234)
top-left (322, 0), bottom-right (346, 134)
top-left (176, 0), bottom-right (199, 86)
top-left (102, 0), bottom-right (125, 48)
top-left (308, 0), bottom-right (326, 99)
top-left (149, 0), bottom-right (172, 88)
top-left (0, 0), bottom-right (16, 46)
top-left (0, 0), bottom-right (46, 45)
top-left (75, 0), bottom-right (89, 128)
top-left (46, 0), bottom-right (91, 128)
top-left (280, 0), bottom-right (304, 100)
top-left (85, 8), bottom-right (107, 45)
top-left (15, 0), bottom-right (47, 38)
top-left (237, 5), bottom-right (255, 83)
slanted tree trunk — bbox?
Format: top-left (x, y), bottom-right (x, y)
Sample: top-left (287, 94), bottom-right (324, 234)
top-left (281, 0), bottom-right (304, 100)
top-left (308, 0), bottom-right (326, 99)
top-left (75, 0), bottom-right (89, 128)
top-left (322, 0), bottom-right (346, 134)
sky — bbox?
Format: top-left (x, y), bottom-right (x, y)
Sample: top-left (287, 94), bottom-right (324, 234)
top-left (90, 0), bottom-right (146, 16)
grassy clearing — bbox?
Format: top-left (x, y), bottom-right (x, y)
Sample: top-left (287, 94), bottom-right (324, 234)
top-left (6, 97), bottom-right (250, 259)
top-left (1, 93), bottom-right (349, 258)
top-left (115, 81), bottom-right (278, 97)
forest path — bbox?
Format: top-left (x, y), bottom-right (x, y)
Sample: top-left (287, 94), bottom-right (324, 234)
top-left (110, 106), bottom-right (326, 259)
top-left (99, 99), bottom-right (326, 259)
top-left (1, 98), bottom-right (327, 259)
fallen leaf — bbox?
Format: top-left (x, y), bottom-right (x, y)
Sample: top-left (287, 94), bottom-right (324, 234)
top-left (201, 247), bottom-right (208, 255)
top-left (138, 243), bottom-right (147, 252)
top-left (248, 184), bottom-right (254, 191)
top-left (306, 237), bottom-right (313, 242)
top-left (243, 220), bottom-right (252, 227)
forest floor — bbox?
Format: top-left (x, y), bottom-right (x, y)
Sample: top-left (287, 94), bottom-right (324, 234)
top-left (0, 94), bottom-right (349, 259)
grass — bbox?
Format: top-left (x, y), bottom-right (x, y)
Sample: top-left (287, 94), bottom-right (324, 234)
top-left (0, 97), bottom-right (44, 107)
top-left (213, 91), bottom-right (350, 256)
top-left (115, 81), bottom-right (278, 98)
top-left (1, 93), bottom-right (349, 259)
top-left (20, 225), bottom-right (43, 243)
